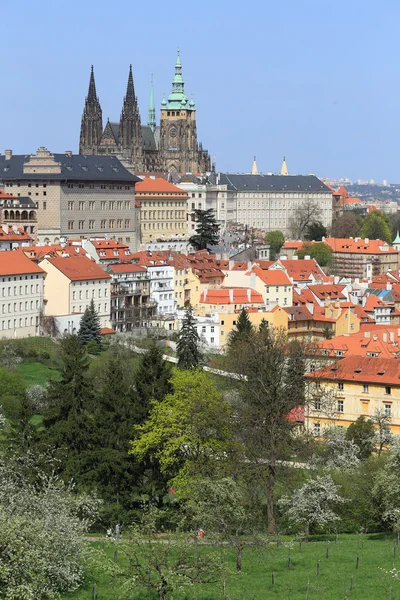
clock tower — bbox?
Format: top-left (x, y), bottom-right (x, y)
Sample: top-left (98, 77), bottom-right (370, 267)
top-left (159, 52), bottom-right (210, 174)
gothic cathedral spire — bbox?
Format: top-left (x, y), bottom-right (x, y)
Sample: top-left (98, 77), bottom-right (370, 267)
top-left (119, 65), bottom-right (143, 170)
top-left (79, 66), bottom-right (103, 154)
top-left (147, 76), bottom-right (156, 133)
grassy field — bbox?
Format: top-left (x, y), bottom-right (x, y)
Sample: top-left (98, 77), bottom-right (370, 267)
top-left (62, 534), bottom-right (400, 599)
top-left (16, 359), bottom-right (62, 385)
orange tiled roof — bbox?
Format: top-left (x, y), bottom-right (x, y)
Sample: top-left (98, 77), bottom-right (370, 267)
top-left (0, 249), bottom-right (44, 275)
top-left (248, 265), bottom-right (292, 286)
top-left (91, 240), bottom-right (129, 250)
top-left (278, 259), bottom-right (326, 281)
top-left (0, 191), bottom-right (17, 199)
top-left (309, 355), bottom-right (400, 386)
top-left (0, 226), bottom-right (32, 242)
top-left (364, 295), bottom-right (388, 311)
top-left (333, 186), bottom-right (348, 197)
top-left (318, 330), bottom-right (400, 359)
top-left (43, 254), bottom-right (111, 281)
top-left (323, 237), bottom-right (397, 255)
top-left (308, 284), bottom-right (347, 301)
top-left (282, 241), bottom-right (303, 250)
top-left (199, 287), bottom-right (264, 305)
top-left (136, 177), bottom-right (188, 196)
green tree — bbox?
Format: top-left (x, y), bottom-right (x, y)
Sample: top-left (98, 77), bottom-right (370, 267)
top-left (189, 208), bottom-right (220, 250)
top-left (78, 299), bottom-right (102, 346)
top-left (135, 341), bottom-right (172, 413)
top-left (86, 351), bottom-right (144, 521)
top-left (265, 230), bottom-right (285, 259)
top-left (228, 308), bottom-right (253, 347)
top-left (229, 327), bottom-right (306, 535)
top-left (177, 305), bottom-right (201, 369)
top-left (359, 210), bottom-right (392, 243)
top-left (331, 212), bottom-right (361, 238)
top-left (346, 416), bottom-right (376, 459)
top-left (42, 335), bottom-right (93, 476)
top-left (297, 241), bottom-right (333, 267)
top-left (130, 369), bottom-right (238, 493)
top-left (371, 409), bottom-right (393, 455)
top-left (305, 221), bottom-right (327, 241)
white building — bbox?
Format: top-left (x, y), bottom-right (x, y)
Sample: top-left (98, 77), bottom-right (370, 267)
top-left (0, 250), bottom-right (44, 338)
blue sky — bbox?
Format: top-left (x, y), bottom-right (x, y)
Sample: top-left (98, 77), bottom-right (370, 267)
top-left (1, 0), bottom-right (399, 182)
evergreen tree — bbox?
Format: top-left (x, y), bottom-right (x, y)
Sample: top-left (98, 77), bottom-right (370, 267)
top-left (189, 209), bottom-right (220, 250)
top-left (177, 305), bottom-right (201, 369)
top-left (78, 299), bottom-right (102, 346)
top-left (87, 352), bottom-right (145, 520)
top-left (228, 308), bottom-right (253, 347)
top-left (285, 340), bottom-right (306, 406)
top-left (135, 341), bottom-right (173, 418)
top-left (305, 221), bottom-right (327, 241)
top-left (41, 335), bottom-right (93, 475)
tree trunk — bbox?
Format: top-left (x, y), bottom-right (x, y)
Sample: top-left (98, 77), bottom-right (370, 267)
top-left (266, 464), bottom-right (276, 535)
top-left (305, 522), bottom-right (310, 541)
top-left (236, 544), bottom-right (243, 572)
top-left (159, 590), bottom-right (166, 600)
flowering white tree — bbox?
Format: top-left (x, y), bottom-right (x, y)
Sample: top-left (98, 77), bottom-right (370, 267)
top-left (313, 426), bottom-right (360, 470)
top-left (373, 437), bottom-right (400, 529)
top-left (0, 452), bottom-right (100, 598)
top-left (278, 475), bottom-right (346, 537)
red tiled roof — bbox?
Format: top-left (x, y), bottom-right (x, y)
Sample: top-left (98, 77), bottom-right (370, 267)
top-left (277, 259), bottom-right (326, 281)
top-left (199, 287), bottom-right (264, 305)
top-left (0, 249), bottom-right (44, 275)
top-left (333, 186), bottom-right (348, 197)
top-left (0, 226), bottom-right (32, 242)
top-left (309, 355), bottom-right (400, 386)
top-left (91, 240), bottom-right (129, 250)
top-left (108, 263), bottom-right (147, 274)
top-left (43, 255), bottom-right (111, 281)
top-left (0, 191), bottom-right (17, 199)
top-left (308, 284), bottom-right (347, 301)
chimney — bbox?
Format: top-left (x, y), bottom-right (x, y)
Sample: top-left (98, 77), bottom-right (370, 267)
top-left (247, 261), bottom-right (252, 270)
top-left (65, 150), bottom-right (72, 157)
top-left (386, 282), bottom-right (392, 291)
top-left (305, 255), bottom-right (311, 260)
top-left (2, 224), bottom-right (7, 234)
top-left (229, 289), bottom-right (234, 303)
top-left (364, 238), bottom-right (369, 244)
top-left (247, 288), bottom-right (251, 302)
top-left (4, 150), bottom-right (12, 160)
top-left (383, 332), bottom-right (388, 342)
top-left (229, 260), bottom-right (234, 270)
top-left (364, 330), bottom-right (370, 338)
top-left (204, 288), bottom-right (208, 300)
top-left (355, 237), bottom-right (360, 242)
top-left (373, 334), bottom-right (378, 341)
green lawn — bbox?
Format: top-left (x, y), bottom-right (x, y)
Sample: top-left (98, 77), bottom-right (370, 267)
top-left (62, 534), bottom-right (400, 599)
top-left (16, 359), bottom-right (61, 386)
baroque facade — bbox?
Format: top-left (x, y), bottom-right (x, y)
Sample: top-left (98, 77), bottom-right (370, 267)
top-left (79, 53), bottom-right (211, 174)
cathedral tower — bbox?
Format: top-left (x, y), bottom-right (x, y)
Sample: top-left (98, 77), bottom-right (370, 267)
top-left (159, 52), bottom-right (210, 173)
top-left (79, 66), bottom-right (103, 154)
top-left (147, 76), bottom-right (156, 133)
top-left (119, 65), bottom-right (143, 171)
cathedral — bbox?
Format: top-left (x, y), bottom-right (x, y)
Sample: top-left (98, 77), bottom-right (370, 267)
top-left (79, 53), bottom-right (211, 174)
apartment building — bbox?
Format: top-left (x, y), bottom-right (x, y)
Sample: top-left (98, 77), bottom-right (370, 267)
top-left (0, 188), bottom-right (38, 239)
top-left (307, 356), bottom-right (400, 436)
top-left (0, 147), bottom-right (140, 250)
top-left (135, 178), bottom-right (188, 244)
top-left (130, 252), bottom-right (175, 314)
top-left (0, 250), bottom-right (44, 338)
top-left (322, 237), bottom-right (399, 278)
top-left (107, 263), bottom-right (156, 331)
top-left (39, 254), bottom-right (111, 332)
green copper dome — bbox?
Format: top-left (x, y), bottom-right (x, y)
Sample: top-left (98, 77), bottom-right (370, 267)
top-left (393, 231), bottom-right (400, 244)
top-left (164, 51), bottom-right (194, 111)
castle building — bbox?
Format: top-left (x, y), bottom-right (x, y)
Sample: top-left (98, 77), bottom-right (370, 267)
top-left (79, 53), bottom-right (211, 175)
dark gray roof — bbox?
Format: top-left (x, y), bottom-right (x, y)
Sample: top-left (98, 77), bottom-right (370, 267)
top-left (141, 126), bottom-right (157, 151)
top-left (0, 154), bottom-right (140, 183)
top-left (217, 173), bottom-right (331, 193)
top-left (110, 122), bottom-right (120, 143)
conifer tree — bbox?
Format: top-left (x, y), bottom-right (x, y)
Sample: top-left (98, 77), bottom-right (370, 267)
top-left (135, 341), bottom-right (172, 419)
top-left (228, 308), bottom-right (253, 347)
top-left (78, 299), bottom-right (102, 346)
top-left (177, 305), bottom-right (201, 369)
top-left (42, 335), bottom-right (93, 475)
top-left (189, 208), bottom-right (220, 250)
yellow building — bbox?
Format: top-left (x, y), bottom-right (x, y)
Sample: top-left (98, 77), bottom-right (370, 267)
top-left (307, 355), bottom-right (400, 436)
top-left (135, 177), bottom-right (188, 245)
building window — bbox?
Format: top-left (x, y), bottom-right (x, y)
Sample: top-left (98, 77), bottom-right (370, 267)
top-left (89, 201), bottom-right (95, 210)
top-left (78, 220), bottom-right (84, 230)
top-left (338, 382), bottom-right (344, 391)
top-left (210, 337), bottom-right (214, 343)
top-left (68, 201), bottom-right (74, 210)
top-left (337, 400), bottom-right (344, 413)
top-left (43, 202), bottom-right (47, 210)
top-left (68, 221), bottom-right (74, 230)
top-left (101, 201), bottom-right (106, 210)
top-left (314, 422), bottom-right (321, 437)
top-left (79, 201), bottom-right (85, 210)
top-left (109, 219), bottom-right (115, 229)
top-left (89, 220), bottom-right (95, 230)
top-left (386, 386), bottom-right (391, 395)
top-left (384, 403), bottom-right (392, 417)
top-left (101, 220), bottom-right (106, 229)
top-left (314, 400), bottom-right (321, 410)
top-left (363, 384), bottom-right (369, 393)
